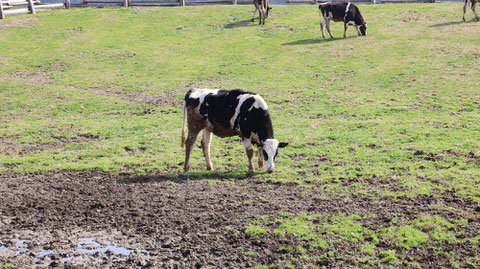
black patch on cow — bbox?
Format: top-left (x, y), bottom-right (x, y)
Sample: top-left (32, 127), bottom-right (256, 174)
top-left (184, 90), bottom-right (200, 108)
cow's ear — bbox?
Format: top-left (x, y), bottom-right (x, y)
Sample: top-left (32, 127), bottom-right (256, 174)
top-left (278, 142), bottom-right (289, 148)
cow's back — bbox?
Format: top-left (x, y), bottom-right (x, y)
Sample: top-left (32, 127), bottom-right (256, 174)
top-left (319, 2), bottom-right (349, 22)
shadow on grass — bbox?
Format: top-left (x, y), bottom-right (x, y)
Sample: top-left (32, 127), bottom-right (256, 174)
top-left (117, 169), bottom-right (258, 184)
top-left (282, 37), bottom-right (339, 46)
top-left (429, 19), bottom-right (478, 27)
top-left (224, 19), bottom-right (253, 29)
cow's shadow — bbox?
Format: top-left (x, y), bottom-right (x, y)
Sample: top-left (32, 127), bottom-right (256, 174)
top-left (282, 37), bottom-right (343, 45)
top-left (117, 170), bottom-right (257, 184)
top-left (429, 19), bottom-right (479, 27)
top-left (224, 19), bottom-right (254, 29)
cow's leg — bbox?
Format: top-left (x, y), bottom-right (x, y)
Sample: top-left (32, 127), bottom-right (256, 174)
top-left (246, 148), bottom-right (255, 171)
top-left (472, 1), bottom-right (479, 21)
top-left (463, 0), bottom-right (468, 21)
top-left (257, 146), bottom-right (264, 170)
top-left (252, 6), bottom-right (258, 22)
top-left (355, 25), bottom-right (361, 36)
top-left (243, 139), bottom-right (255, 171)
top-left (326, 18), bottom-right (334, 39)
top-left (343, 22), bottom-right (348, 38)
top-left (184, 127), bottom-right (202, 172)
top-left (201, 128), bottom-right (213, 171)
top-left (319, 11), bottom-right (326, 38)
top-left (259, 8), bottom-right (264, 25)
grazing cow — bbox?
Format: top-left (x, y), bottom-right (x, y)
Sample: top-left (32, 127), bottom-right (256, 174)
top-left (252, 0), bottom-right (271, 25)
top-left (319, 2), bottom-right (367, 39)
top-left (181, 89), bottom-right (288, 173)
top-left (463, 0), bottom-right (479, 21)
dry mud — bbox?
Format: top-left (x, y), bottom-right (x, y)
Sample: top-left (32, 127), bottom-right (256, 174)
top-left (0, 171), bottom-right (478, 268)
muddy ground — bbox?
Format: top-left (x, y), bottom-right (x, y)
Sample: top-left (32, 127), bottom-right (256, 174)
top-left (0, 171), bottom-right (478, 268)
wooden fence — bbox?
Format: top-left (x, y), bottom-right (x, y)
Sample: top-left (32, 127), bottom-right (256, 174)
top-left (82, 0), bottom-right (253, 7)
top-left (0, 0), bottom-right (69, 19)
top-left (286, 0), bottom-right (434, 4)
top-left (81, 0), bottom-right (436, 7)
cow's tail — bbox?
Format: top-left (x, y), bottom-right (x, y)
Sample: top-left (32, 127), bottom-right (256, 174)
top-left (181, 101), bottom-right (187, 148)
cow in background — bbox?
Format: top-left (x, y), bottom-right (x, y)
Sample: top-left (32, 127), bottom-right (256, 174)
top-left (319, 2), bottom-right (367, 38)
top-left (463, 0), bottom-right (479, 21)
top-left (252, 0), bottom-right (271, 25)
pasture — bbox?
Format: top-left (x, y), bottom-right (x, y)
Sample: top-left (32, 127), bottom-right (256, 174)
top-left (0, 3), bottom-right (479, 267)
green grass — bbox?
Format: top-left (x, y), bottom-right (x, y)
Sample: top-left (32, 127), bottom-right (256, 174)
top-left (1, 3), bottom-right (479, 267)
top-left (239, 212), bottom-right (476, 267)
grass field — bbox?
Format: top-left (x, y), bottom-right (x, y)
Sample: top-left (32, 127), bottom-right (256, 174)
top-left (0, 3), bottom-right (479, 268)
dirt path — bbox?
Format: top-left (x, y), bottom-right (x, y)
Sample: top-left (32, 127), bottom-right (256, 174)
top-left (0, 171), bottom-right (478, 268)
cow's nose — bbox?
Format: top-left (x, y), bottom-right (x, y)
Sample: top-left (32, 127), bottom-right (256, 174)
top-left (267, 167), bottom-right (275, 173)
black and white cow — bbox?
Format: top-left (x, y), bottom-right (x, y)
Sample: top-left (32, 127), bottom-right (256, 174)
top-left (252, 0), bottom-right (271, 25)
top-left (319, 2), bottom-right (367, 39)
top-left (181, 89), bottom-right (288, 173)
top-left (463, 0), bottom-right (479, 21)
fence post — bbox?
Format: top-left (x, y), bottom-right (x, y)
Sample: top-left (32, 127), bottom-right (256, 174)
top-left (313, 0), bottom-right (317, 5)
top-left (180, 0), bottom-right (185, 6)
top-left (65, 0), bottom-right (70, 8)
top-left (27, 0), bottom-right (36, 14)
top-left (373, 0), bottom-right (381, 3)
top-left (0, 0), bottom-right (4, 19)
top-left (123, 0), bottom-right (128, 7)
top-left (233, 0), bottom-right (237, 5)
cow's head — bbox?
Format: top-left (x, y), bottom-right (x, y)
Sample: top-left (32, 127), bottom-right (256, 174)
top-left (359, 22), bottom-right (367, 36)
top-left (258, 139), bottom-right (288, 173)
top-left (266, 7), bottom-right (272, 18)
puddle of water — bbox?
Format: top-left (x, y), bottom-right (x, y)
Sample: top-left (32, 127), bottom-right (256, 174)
top-left (14, 239), bottom-right (28, 255)
top-left (37, 249), bottom-right (54, 257)
top-left (0, 237), bottom-right (149, 263)
top-left (78, 237), bottom-right (101, 250)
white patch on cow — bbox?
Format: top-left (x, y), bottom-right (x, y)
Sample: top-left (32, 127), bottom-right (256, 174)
top-left (249, 95), bottom-right (268, 111)
top-left (189, 88), bottom-right (220, 112)
top-left (243, 138), bottom-right (253, 150)
top-left (344, 2), bottom-right (351, 21)
top-left (262, 138), bottom-right (279, 171)
top-left (229, 94), bottom-right (268, 129)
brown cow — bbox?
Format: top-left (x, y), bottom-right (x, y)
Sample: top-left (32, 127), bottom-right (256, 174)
top-left (463, 0), bottom-right (479, 21)
top-left (252, 0), bottom-right (271, 25)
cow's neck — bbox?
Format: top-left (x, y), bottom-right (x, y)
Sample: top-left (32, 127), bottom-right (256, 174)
top-left (257, 116), bottom-right (275, 142)
top-left (354, 16), bottom-right (364, 26)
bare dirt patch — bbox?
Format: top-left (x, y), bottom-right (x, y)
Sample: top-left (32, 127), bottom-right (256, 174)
top-left (77, 86), bottom-right (181, 107)
top-left (0, 17), bottom-right (37, 29)
top-left (0, 69), bottom-right (52, 85)
top-left (0, 132), bottom-right (100, 156)
top-left (77, 78), bottom-right (227, 108)
top-left (402, 13), bottom-right (434, 22)
top-left (0, 171), bottom-right (478, 267)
